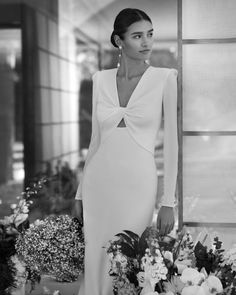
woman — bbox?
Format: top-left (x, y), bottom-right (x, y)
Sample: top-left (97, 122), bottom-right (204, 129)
top-left (75, 8), bottom-right (178, 295)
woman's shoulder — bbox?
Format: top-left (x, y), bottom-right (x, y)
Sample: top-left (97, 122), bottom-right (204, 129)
top-left (93, 68), bottom-right (116, 79)
top-left (150, 66), bottom-right (178, 76)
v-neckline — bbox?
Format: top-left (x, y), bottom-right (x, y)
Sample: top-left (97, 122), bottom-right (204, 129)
top-left (114, 66), bottom-right (152, 108)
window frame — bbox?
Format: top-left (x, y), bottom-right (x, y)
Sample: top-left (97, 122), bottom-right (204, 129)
top-left (177, 0), bottom-right (236, 230)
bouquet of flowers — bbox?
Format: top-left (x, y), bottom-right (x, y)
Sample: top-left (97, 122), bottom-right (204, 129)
top-left (16, 214), bottom-right (85, 284)
top-left (106, 227), bottom-right (236, 295)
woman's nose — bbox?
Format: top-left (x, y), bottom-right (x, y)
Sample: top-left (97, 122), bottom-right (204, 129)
top-left (141, 38), bottom-right (148, 47)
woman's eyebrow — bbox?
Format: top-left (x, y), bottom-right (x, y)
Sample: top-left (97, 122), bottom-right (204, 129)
top-left (131, 28), bottom-right (154, 35)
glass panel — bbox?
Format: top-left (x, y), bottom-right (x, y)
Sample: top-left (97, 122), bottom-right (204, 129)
top-left (68, 63), bottom-right (79, 93)
top-left (49, 55), bottom-right (59, 89)
top-left (62, 124), bottom-right (71, 153)
top-left (0, 29), bottom-right (24, 183)
top-left (36, 12), bottom-right (48, 49)
top-left (70, 123), bottom-right (78, 151)
top-left (52, 125), bottom-right (62, 157)
top-left (42, 126), bottom-right (53, 160)
top-left (69, 93), bottom-right (78, 122)
top-left (183, 43), bottom-right (236, 131)
top-left (40, 89), bottom-right (51, 123)
top-left (39, 50), bottom-right (50, 87)
top-left (51, 90), bottom-right (61, 123)
top-left (61, 91), bottom-right (70, 122)
top-left (183, 136), bottom-right (236, 223)
top-left (48, 19), bottom-right (58, 55)
top-left (182, 0), bottom-right (236, 39)
top-left (60, 59), bottom-right (69, 91)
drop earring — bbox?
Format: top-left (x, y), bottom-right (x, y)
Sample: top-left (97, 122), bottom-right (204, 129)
top-left (117, 46), bottom-right (122, 68)
top-left (144, 59), bottom-right (150, 65)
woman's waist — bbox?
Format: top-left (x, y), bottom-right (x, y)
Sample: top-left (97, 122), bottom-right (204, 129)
top-left (99, 125), bottom-right (157, 156)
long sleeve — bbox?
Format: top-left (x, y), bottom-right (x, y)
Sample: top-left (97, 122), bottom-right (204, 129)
top-left (75, 71), bottom-right (100, 200)
top-left (161, 69), bottom-right (178, 207)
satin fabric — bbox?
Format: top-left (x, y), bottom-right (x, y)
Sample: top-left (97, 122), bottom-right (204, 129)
top-left (76, 66), bottom-right (178, 295)
top-left (75, 66), bottom-right (178, 207)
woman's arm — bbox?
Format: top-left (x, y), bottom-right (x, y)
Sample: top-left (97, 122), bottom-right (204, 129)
top-left (75, 71), bottom-right (100, 200)
top-left (157, 68), bottom-right (178, 235)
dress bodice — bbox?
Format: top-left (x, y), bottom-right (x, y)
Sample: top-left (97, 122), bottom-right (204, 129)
top-left (75, 66), bottom-right (178, 207)
top-left (96, 67), bottom-right (173, 154)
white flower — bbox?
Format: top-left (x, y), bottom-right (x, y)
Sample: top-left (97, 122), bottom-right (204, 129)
top-left (180, 268), bottom-right (205, 286)
top-left (181, 285), bottom-right (206, 295)
top-left (114, 252), bottom-right (127, 267)
top-left (144, 262), bottom-right (168, 288)
top-left (22, 205), bottom-right (29, 214)
top-left (177, 249), bottom-right (192, 261)
top-left (176, 263), bottom-right (188, 274)
top-left (141, 248), bottom-right (168, 288)
top-left (10, 203), bottom-right (17, 210)
top-left (163, 251), bottom-right (173, 263)
top-left (150, 239), bottom-right (159, 248)
top-left (137, 271), bottom-right (145, 287)
top-left (201, 275), bottom-right (223, 294)
top-left (140, 279), bottom-right (155, 295)
top-left (10, 255), bottom-right (27, 287)
top-left (34, 219), bottom-right (44, 226)
top-left (2, 215), bottom-right (14, 225)
top-left (155, 248), bottom-right (162, 256)
top-left (175, 255), bottom-right (193, 274)
top-left (221, 245), bottom-right (236, 271)
top-left (14, 213), bottom-right (28, 227)
top-left (109, 252), bottom-right (128, 274)
top-left (18, 200), bottom-right (25, 207)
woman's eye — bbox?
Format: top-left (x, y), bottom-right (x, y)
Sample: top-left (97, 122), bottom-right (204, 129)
top-left (148, 32), bottom-right (153, 38)
top-left (133, 35), bottom-right (141, 39)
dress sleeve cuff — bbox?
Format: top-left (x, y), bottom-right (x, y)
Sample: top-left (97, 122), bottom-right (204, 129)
top-left (159, 194), bottom-right (176, 208)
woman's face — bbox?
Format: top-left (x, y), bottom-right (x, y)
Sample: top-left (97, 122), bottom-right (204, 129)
top-left (120, 20), bottom-right (154, 61)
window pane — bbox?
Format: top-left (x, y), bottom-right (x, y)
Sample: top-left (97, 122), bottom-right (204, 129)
top-left (183, 136), bottom-right (236, 223)
top-left (52, 125), bottom-right (62, 157)
top-left (183, 43), bottom-right (236, 131)
top-left (182, 0), bottom-right (236, 39)
top-left (42, 125), bottom-right (53, 161)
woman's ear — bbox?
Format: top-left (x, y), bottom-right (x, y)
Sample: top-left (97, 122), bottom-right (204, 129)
top-left (114, 35), bottom-right (122, 48)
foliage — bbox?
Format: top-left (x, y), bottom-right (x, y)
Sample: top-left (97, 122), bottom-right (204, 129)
top-left (0, 178), bottom-right (46, 294)
top-left (107, 227), bottom-right (236, 295)
top-left (28, 161), bottom-right (79, 219)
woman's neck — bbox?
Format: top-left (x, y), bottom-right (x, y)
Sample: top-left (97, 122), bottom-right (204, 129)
top-left (117, 55), bottom-right (149, 80)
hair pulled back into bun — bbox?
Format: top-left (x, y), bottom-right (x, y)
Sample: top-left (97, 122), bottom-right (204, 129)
top-left (110, 8), bottom-right (152, 48)
top-left (110, 31), bottom-right (119, 48)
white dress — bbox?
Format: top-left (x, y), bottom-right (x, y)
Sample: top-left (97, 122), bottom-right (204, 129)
top-left (75, 66), bottom-right (178, 295)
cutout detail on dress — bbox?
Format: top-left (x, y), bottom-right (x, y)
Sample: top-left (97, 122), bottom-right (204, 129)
top-left (117, 118), bottom-right (126, 127)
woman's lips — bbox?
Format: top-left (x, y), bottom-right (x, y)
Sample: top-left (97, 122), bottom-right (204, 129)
top-left (139, 49), bottom-right (151, 54)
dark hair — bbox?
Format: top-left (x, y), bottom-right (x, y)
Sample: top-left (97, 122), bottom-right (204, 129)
top-left (110, 8), bottom-right (152, 48)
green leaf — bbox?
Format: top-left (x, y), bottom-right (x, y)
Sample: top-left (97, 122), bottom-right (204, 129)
top-left (119, 242), bottom-right (136, 258)
top-left (115, 233), bottom-right (134, 247)
top-left (123, 230), bottom-right (139, 242)
top-left (138, 229), bottom-right (149, 256)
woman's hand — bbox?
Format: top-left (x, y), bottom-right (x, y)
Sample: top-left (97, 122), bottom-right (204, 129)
top-left (156, 206), bottom-right (175, 236)
top-left (74, 200), bottom-right (83, 224)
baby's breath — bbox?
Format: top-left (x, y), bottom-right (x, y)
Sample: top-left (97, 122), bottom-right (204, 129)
top-left (16, 214), bottom-right (84, 282)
